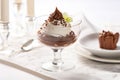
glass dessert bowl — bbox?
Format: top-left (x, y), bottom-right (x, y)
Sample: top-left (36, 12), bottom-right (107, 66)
top-left (36, 8), bottom-right (82, 72)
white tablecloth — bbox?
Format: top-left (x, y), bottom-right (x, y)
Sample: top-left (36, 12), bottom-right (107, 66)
top-left (1, 44), bottom-right (120, 80)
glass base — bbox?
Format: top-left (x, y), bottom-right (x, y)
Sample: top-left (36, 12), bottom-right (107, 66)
top-left (0, 47), bottom-right (14, 57)
top-left (41, 61), bottom-right (75, 72)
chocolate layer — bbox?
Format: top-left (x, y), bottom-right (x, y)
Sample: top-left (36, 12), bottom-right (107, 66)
top-left (38, 31), bottom-right (76, 47)
top-left (48, 8), bottom-right (64, 22)
top-left (47, 7), bottom-right (67, 26)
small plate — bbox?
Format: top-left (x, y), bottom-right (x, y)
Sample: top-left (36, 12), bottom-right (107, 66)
top-left (75, 45), bottom-right (120, 63)
top-left (79, 33), bottom-right (120, 58)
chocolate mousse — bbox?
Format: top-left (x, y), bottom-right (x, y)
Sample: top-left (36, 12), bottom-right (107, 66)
top-left (99, 30), bottom-right (119, 50)
top-left (38, 8), bottom-right (76, 47)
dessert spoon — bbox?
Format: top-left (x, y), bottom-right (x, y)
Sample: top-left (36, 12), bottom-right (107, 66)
top-left (9, 39), bottom-right (42, 57)
top-left (21, 39), bottom-right (42, 51)
top-left (21, 39), bottom-right (34, 52)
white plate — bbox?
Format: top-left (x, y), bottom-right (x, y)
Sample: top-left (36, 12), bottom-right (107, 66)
top-left (79, 33), bottom-right (120, 58)
top-left (75, 45), bottom-right (120, 63)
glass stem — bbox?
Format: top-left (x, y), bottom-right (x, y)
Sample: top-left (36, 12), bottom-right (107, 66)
top-left (25, 17), bottom-right (34, 37)
top-left (52, 48), bottom-right (63, 66)
top-left (0, 23), bottom-right (9, 49)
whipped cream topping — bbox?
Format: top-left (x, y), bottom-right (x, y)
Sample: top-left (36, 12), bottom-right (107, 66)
top-left (41, 21), bottom-right (71, 37)
top-left (40, 8), bottom-right (72, 37)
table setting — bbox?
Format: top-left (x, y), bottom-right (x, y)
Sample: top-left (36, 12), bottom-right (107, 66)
top-left (1, 0), bottom-right (120, 80)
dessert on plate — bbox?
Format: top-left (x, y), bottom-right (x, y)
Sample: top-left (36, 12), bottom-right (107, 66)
top-left (38, 8), bottom-right (76, 47)
top-left (99, 30), bottom-right (119, 50)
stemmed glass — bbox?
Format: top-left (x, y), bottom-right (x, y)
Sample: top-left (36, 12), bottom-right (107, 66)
top-left (0, 22), bottom-right (16, 56)
top-left (35, 15), bottom-right (82, 72)
top-left (10, 1), bottom-right (26, 38)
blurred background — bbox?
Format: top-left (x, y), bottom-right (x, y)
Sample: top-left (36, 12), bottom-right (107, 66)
top-left (9, 0), bottom-right (120, 26)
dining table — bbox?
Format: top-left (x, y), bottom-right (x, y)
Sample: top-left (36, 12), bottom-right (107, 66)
top-left (0, 0), bottom-right (120, 80)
